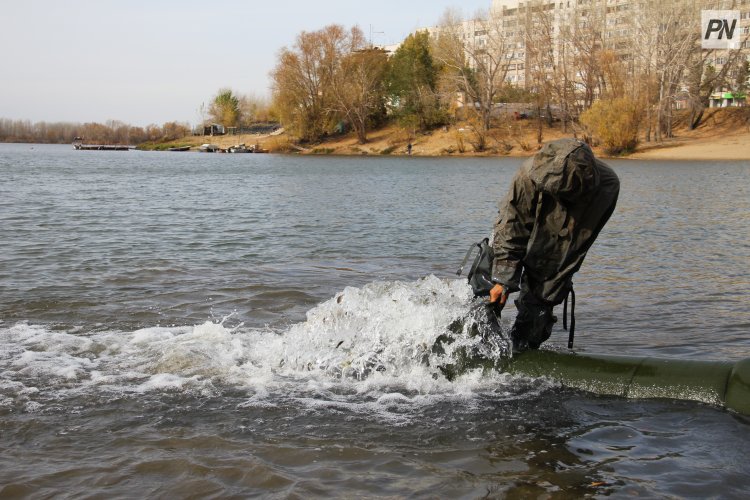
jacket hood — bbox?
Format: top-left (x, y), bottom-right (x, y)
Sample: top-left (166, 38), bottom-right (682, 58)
top-left (525, 138), bottom-right (601, 203)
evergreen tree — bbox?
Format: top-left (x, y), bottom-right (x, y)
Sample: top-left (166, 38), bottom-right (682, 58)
top-left (209, 89), bottom-right (241, 127)
top-left (387, 31), bottom-right (446, 130)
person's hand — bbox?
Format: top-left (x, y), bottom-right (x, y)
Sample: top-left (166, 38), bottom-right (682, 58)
top-left (489, 284), bottom-right (507, 306)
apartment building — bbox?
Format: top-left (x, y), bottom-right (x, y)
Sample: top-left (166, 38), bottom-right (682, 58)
top-left (420, 0), bottom-right (749, 103)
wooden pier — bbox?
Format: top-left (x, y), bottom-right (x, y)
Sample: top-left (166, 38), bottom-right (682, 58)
top-left (73, 144), bottom-right (133, 151)
top-left (72, 138), bottom-right (133, 151)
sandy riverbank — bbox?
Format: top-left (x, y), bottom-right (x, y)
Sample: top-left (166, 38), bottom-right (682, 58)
top-left (273, 107), bottom-right (750, 161)
top-left (629, 133), bottom-right (750, 160)
top-left (283, 124), bottom-right (750, 161)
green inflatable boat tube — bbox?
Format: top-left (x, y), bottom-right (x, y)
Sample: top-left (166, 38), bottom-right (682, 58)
top-left (505, 351), bottom-right (750, 416)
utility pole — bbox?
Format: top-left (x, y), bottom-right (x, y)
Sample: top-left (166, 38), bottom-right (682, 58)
top-left (369, 24), bottom-right (384, 48)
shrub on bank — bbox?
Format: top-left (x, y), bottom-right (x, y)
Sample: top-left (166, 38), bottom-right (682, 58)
top-left (580, 97), bottom-right (642, 155)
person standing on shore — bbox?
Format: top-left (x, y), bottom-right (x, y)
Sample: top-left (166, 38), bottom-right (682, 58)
top-left (488, 138), bottom-right (620, 351)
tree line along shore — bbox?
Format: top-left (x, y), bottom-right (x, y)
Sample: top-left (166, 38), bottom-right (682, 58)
top-left (3, 106), bottom-right (748, 161)
top-left (265, 1), bottom-right (750, 158)
top-left (3, 1), bottom-right (750, 159)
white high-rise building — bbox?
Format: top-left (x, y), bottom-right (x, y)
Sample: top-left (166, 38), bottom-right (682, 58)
top-left (418, 0), bottom-right (749, 97)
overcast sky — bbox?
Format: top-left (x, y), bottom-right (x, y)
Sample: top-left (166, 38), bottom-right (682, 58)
top-left (1, 0), bottom-right (491, 126)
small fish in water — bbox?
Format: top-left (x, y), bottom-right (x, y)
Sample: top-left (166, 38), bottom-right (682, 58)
top-left (432, 299), bottom-right (512, 380)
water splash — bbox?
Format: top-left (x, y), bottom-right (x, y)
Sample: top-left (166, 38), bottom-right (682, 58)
top-left (273, 276), bottom-right (510, 380)
top-left (0, 276), bottom-right (525, 414)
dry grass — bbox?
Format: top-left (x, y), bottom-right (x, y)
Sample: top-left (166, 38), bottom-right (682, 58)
top-left (288, 119), bottom-right (572, 158)
top-left (150, 107), bottom-right (750, 160)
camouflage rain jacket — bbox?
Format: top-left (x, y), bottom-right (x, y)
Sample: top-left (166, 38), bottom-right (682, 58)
top-left (491, 138), bottom-right (620, 305)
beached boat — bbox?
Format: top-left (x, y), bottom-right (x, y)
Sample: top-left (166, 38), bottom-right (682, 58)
top-left (228, 143), bottom-right (252, 153)
top-left (167, 146), bottom-right (191, 152)
top-left (199, 144), bottom-right (220, 153)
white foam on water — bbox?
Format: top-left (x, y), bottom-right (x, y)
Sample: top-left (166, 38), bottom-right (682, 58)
top-left (0, 276), bottom-right (534, 415)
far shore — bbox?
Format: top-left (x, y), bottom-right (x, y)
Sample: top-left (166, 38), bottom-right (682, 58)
top-left (11, 108), bottom-right (748, 161)
top-left (7, 129), bottom-right (750, 161)
top-left (142, 107), bottom-right (750, 161)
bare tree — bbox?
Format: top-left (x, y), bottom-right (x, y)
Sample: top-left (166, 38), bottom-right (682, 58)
top-left (332, 48), bottom-right (388, 143)
top-left (323, 27), bottom-right (389, 144)
top-left (683, 43), bottom-right (748, 129)
top-left (523, 1), bottom-right (559, 145)
top-left (271, 27), bottom-right (338, 142)
top-left (238, 93), bottom-right (273, 124)
top-left (197, 102), bottom-right (208, 127)
top-left (631, 1), bottom-right (745, 140)
top-left (568, 3), bottom-right (607, 113)
top-left (434, 8), bottom-right (513, 151)
top-left (271, 24), bottom-right (392, 144)
top-left (628, 4), bottom-right (661, 142)
top-left (553, 11), bottom-right (579, 133)
top-left (0, 118), bottom-right (190, 145)
top-left (652, 2), bottom-right (696, 140)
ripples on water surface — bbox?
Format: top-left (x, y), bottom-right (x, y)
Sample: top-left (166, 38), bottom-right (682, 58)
top-left (1, 143), bottom-right (749, 497)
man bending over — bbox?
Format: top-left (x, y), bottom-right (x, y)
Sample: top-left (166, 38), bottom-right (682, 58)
top-left (488, 138), bottom-right (620, 351)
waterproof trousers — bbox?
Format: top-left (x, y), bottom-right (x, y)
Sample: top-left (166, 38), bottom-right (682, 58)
top-left (510, 280), bottom-right (557, 351)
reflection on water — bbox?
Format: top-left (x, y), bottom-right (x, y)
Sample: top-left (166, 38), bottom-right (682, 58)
top-left (0, 144), bottom-right (749, 497)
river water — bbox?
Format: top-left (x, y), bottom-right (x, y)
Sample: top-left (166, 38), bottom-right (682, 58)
top-left (1, 143), bottom-right (749, 497)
